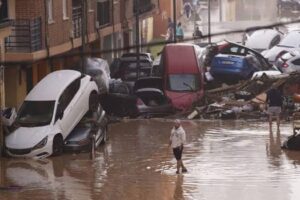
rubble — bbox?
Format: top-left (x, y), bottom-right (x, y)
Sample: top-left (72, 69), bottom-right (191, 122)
top-left (188, 72), bottom-right (300, 120)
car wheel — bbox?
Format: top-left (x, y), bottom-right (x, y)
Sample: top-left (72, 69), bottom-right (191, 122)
top-left (52, 135), bottom-right (64, 156)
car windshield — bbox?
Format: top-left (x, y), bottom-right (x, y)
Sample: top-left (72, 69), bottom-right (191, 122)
top-left (16, 101), bottom-right (55, 127)
top-left (121, 61), bottom-right (152, 81)
top-left (168, 74), bottom-right (200, 92)
top-left (278, 32), bottom-right (300, 48)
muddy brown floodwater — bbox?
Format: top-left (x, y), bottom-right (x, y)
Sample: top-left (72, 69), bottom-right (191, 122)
top-left (1, 119), bottom-right (300, 200)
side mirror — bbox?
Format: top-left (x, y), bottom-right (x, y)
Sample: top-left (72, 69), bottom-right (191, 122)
top-left (56, 105), bottom-right (64, 120)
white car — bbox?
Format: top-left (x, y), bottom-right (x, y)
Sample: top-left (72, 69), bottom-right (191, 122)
top-left (244, 29), bottom-right (282, 53)
top-left (262, 30), bottom-right (300, 64)
top-left (5, 70), bottom-right (99, 158)
top-left (275, 50), bottom-right (300, 73)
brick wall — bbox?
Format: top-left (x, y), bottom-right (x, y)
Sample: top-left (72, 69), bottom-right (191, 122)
top-left (47, 0), bottom-right (72, 47)
top-left (15, 0), bottom-right (44, 19)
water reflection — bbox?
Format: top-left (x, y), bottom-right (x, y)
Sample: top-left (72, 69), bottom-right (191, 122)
top-left (1, 120), bottom-right (300, 199)
top-left (266, 131), bottom-right (283, 167)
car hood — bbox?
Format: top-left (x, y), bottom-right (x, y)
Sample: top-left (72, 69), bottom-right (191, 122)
top-left (5, 126), bottom-right (51, 149)
top-left (65, 126), bottom-right (91, 142)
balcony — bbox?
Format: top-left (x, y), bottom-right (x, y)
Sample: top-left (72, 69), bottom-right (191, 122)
top-left (5, 18), bottom-right (43, 53)
top-left (0, 0), bottom-right (10, 29)
top-left (133, 0), bottom-right (155, 14)
top-left (72, 6), bottom-right (82, 38)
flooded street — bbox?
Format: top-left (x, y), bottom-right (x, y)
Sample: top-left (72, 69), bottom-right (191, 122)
top-left (1, 119), bottom-right (300, 200)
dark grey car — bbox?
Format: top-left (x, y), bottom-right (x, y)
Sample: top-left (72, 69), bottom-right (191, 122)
top-left (64, 105), bottom-right (108, 152)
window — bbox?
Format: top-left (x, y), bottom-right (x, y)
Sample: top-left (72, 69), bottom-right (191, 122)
top-left (292, 59), bottom-right (300, 66)
top-left (0, 0), bottom-right (8, 23)
top-left (63, 0), bottom-right (68, 19)
top-left (88, 0), bottom-right (93, 11)
top-left (58, 78), bottom-right (81, 114)
top-left (97, 0), bottom-right (110, 27)
top-left (47, 0), bottom-right (54, 23)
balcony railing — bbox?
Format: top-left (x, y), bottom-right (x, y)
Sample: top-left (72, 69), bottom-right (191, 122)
top-left (72, 6), bottom-right (82, 38)
top-left (133, 0), bottom-right (155, 14)
top-left (5, 18), bottom-right (43, 53)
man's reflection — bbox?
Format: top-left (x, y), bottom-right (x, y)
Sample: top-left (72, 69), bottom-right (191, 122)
top-left (266, 130), bottom-right (282, 167)
top-left (173, 175), bottom-right (184, 200)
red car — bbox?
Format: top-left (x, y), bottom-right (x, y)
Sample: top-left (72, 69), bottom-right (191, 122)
top-left (160, 43), bottom-right (205, 111)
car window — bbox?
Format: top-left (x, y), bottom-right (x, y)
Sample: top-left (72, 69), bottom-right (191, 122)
top-left (16, 101), bottom-right (55, 127)
top-left (246, 55), bottom-right (261, 69)
top-left (168, 74), bottom-right (200, 92)
top-left (269, 35), bottom-right (281, 49)
top-left (58, 78), bottom-right (81, 113)
top-left (292, 59), bottom-right (300, 66)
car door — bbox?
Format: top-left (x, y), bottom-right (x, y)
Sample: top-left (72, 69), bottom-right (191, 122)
top-left (56, 78), bottom-right (81, 138)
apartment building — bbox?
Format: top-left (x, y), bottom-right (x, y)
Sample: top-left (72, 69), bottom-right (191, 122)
top-left (2, 0), bottom-right (160, 109)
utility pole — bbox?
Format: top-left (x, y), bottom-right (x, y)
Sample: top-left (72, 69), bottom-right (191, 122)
top-left (81, 0), bottom-right (87, 73)
top-left (208, 0), bottom-right (211, 43)
top-left (135, 0), bottom-right (140, 79)
top-left (219, 0), bottom-right (222, 22)
top-left (173, 0), bottom-right (177, 43)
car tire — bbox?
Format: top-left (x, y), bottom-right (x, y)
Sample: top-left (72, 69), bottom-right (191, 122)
top-left (52, 135), bottom-right (64, 156)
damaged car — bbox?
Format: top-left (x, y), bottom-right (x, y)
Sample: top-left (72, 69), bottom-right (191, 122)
top-left (5, 70), bottom-right (99, 158)
top-left (134, 77), bottom-right (175, 118)
top-left (64, 104), bottom-right (108, 152)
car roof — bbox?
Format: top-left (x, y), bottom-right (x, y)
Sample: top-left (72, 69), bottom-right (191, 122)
top-left (163, 43), bottom-right (199, 74)
top-left (26, 70), bottom-right (82, 101)
top-left (245, 29), bottom-right (280, 49)
top-left (279, 30), bottom-right (300, 47)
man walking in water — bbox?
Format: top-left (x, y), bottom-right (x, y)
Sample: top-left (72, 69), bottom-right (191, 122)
top-left (266, 85), bottom-right (283, 133)
top-left (169, 119), bottom-right (188, 174)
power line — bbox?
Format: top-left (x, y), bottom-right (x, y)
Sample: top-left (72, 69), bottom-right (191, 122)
top-left (1, 19), bottom-right (300, 65)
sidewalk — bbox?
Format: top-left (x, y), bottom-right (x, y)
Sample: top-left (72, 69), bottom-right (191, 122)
top-left (180, 3), bottom-right (278, 44)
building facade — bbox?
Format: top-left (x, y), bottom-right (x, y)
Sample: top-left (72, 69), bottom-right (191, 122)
top-left (2, 0), bottom-right (160, 109)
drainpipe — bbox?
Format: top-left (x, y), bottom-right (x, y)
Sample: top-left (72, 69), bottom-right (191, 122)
top-left (208, 0), bottom-right (211, 44)
top-left (44, 0), bottom-right (51, 71)
top-left (112, 0), bottom-right (116, 58)
top-left (81, 0), bottom-right (87, 73)
top-left (135, 0), bottom-right (140, 80)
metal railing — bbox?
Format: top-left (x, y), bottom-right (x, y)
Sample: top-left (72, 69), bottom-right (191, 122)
top-left (72, 6), bottom-right (82, 38)
top-left (5, 17), bottom-right (42, 53)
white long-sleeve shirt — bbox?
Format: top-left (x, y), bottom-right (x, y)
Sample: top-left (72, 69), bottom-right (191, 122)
top-left (170, 126), bottom-right (186, 148)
